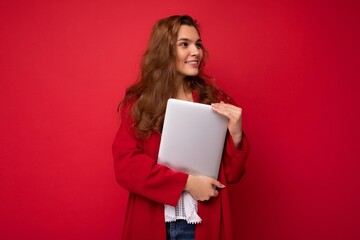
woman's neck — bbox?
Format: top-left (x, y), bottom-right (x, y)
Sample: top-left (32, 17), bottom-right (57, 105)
top-left (176, 82), bottom-right (193, 102)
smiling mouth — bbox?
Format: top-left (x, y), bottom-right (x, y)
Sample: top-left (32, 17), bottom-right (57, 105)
top-left (185, 60), bottom-right (199, 64)
top-left (185, 60), bottom-right (200, 68)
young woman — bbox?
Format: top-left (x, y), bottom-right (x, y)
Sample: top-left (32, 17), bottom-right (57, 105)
top-left (113, 15), bottom-right (249, 240)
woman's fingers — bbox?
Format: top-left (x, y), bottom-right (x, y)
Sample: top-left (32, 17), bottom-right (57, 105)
top-left (185, 175), bottom-right (225, 201)
top-left (211, 102), bottom-right (242, 131)
top-left (211, 103), bottom-right (242, 123)
top-left (212, 179), bottom-right (226, 189)
top-left (212, 102), bottom-right (243, 147)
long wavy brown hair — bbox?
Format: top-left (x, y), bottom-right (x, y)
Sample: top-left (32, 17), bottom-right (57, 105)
top-left (120, 15), bottom-right (228, 138)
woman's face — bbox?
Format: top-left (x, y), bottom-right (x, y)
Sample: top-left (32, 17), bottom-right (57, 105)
top-left (175, 25), bottom-right (203, 79)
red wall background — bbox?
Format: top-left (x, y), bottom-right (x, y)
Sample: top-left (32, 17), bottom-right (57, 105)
top-left (1, 0), bottom-right (359, 239)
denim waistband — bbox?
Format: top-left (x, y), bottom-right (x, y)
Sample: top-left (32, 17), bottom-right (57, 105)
top-left (166, 220), bottom-right (195, 240)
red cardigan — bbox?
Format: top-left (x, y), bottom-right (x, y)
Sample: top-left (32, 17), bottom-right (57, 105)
top-left (112, 92), bottom-right (249, 240)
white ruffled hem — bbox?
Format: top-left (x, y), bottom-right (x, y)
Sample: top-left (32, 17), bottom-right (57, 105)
top-left (164, 191), bottom-right (202, 224)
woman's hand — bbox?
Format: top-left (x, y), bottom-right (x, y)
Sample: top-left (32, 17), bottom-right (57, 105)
top-left (211, 101), bottom-right (242, 147)
top-left (184, 175), bottom-right (225, 201)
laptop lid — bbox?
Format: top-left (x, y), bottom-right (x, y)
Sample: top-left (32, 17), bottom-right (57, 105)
top-left (157, 98), bottom-right (228, 179)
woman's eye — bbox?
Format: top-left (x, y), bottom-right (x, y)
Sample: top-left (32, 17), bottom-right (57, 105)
top-left (179, 42), bottom-right (188, 47)
top-left (196, 43), bottom-right (202, 48)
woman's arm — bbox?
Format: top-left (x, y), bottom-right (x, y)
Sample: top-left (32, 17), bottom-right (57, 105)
top-left (221, 133), bottom-right (249, 183)
top-left (112, 104), bottom-right (188, 206)
top-left (211, 99), bottom-right (250, 183)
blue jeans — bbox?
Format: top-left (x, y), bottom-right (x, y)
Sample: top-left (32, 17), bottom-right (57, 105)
top-left (166, 220), bottom-right (195, 240)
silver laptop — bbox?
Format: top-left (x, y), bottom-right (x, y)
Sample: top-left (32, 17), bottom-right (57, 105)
top-left (157, 98), bottom-right (228, 179)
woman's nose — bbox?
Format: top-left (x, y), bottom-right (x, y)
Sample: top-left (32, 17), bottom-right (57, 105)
top-left (190, 44), bottom-right (200, 56)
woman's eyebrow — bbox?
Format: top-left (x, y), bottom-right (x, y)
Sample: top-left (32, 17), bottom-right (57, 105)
top-left (177, 38), bottom-right (202, 42)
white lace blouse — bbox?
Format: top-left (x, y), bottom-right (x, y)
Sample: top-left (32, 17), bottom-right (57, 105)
top-left (164, 191), bottom-right (201, 224)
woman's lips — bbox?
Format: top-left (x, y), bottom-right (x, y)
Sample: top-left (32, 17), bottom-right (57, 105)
top-left (185, 60), bottom-right (199, 67)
